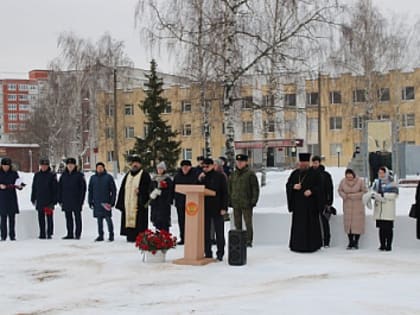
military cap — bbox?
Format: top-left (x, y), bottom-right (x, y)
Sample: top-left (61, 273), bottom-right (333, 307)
top-left (235, 154), bottom-right (248, 161)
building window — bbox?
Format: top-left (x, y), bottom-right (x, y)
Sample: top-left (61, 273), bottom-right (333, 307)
top-left (308, 118), bottom-right (318, 133)
top-left (263, 94), bottom-right (275, 107)
top-left (241, 96), bottom-right (253, 109)
top-left (29, 95), bottom-right (37, 101)
top-left (163, 102), bottom-right (172, 113)
top-left (107, 151), bottom-right (115, 162)
top-left (8, 123), bottom-right (18, 130)
top-left (377, 114), bottom-right (390, 120)
top-left (182, 124), bottom-right (192, 136)
top-left (330, 143), bottom-right (342, 156)
top-left (18, 94), bottom-right (28, 101)
top-left (7, 84), bottom-right (17, 90)
top-left (378, 88), bottom-right (390, 102)
top-left (402, 113), bottom-right (415, 127)
top-left (266, 120), bottom-right (275, 132)
top-left (306, 92), bottom-right (319, 106)
top-left (181, 101), bottom-right (192, 112)
top-left (284, 93), bottom-right (296, 107)
top-left (19, 123), bottom-right (26, 130)
top-left (8, 104), bottom-right (17, 111)
top-left (144, 123), bottom-right (150, 137)
top-left (29, 85), bottom-right (37, 90)
top-left (125, 126), bottom-right (135, 138)
top-left (307, 144), bottom-right (320, 155)
top-left (8, 113), bottom-right (17, 121)
top-left (124, 104), bottom-right (134, 115)
top-left (352, 89), bottom-right (366, 103)
top-left (19, 113), bottom-right (28, 121)
top-left (330, 91), bottom-right (342, 104)
top-left (329, 116), bottom-right (342, 130)
top-left (352, 116), bottom-right (366, 129)
top-left (18, 84), bottom-right (28, 91)
top-left (182, 148), bottom-right (192, 160)
top-left (19, 104), bottom-right (29, 111)
top-left (105, 128), bottom-right (114, 139)
top-left (242, 121), bottom-right (253, 133)
top-left (106, 104), bottom-right (114, 116)
top-left (402, 86), bottom-right (415, 100)
top-left (7, 94), bottom-right (17, 101)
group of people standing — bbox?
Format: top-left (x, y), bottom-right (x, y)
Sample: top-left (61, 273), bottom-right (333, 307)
top-left (286, 152), bottom-right (401, 253)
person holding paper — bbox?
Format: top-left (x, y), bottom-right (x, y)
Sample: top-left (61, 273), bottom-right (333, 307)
top-left (0, 158), bottom-right (24, 241)
top-left (88, 162), bottom-right (117, 242)
top-left (31, 158), bottom-right (58, 239)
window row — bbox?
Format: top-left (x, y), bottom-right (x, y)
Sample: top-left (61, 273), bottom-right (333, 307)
top-left (7, 113), bottom-right (29, 121)
top-left (106, 101), bottom-right (192, 117)
top-left (330, 113), bottom-right (416, 130)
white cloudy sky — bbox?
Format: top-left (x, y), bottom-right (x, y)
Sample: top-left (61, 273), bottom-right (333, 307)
top-left (0, 0), bottom-right (419, 79)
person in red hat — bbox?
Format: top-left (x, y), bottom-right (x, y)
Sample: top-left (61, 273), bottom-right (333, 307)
top-left (286, 153), bottom-right (323, 252)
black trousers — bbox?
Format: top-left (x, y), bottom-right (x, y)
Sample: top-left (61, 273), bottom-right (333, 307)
top-left (204, 209), bottom-right (225, 259)
top-left (38, 210), bottom-right (53, 238)
top-left (64, 210), bottom-right (82, 238)
top-left (176, 206), bottom-right (185, 242)
top-left (0, 213), bottom-right (15, 240)
top-left (320, 214), bottom-right (331, 246)
top-left (97, 216), bottom-right (114, 237)
top-left (377, 220), bottom-right (393, 249)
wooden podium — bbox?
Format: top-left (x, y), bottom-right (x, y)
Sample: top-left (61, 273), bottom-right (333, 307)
top-left (173, 184), bottom-right (216, 265)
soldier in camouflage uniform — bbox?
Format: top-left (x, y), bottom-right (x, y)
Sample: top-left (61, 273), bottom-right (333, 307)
top-left (228, 154), bottom-right (260, 247)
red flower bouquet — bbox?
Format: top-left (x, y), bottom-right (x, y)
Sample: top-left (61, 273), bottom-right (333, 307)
top-left (135, 229), bottom-right (177, 255)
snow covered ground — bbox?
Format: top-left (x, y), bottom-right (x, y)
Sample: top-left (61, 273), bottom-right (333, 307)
top-left (1, 168), bottom-right (420, 315)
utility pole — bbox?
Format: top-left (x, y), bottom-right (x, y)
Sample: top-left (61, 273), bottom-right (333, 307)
top-left (318, 70), bottom-right (322, 156)
top-left (113, 68), bottom-right (119, 177)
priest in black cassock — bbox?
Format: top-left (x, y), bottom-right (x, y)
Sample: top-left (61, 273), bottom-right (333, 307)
top-left (286, 153), bottom-right (323, 252)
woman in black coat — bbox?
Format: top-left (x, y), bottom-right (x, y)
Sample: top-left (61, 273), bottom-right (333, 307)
top-left (31, 158), bottom-right (58, 239)
top-left (0, 158), bottom-right (24, 241)
top-left (57, 158), bottom-right (86, 239)
top-left (150, 162), bottom-right (173, 232)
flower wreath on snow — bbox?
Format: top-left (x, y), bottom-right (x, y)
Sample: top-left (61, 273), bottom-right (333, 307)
top-left (135, 229), bottom-right (177, 255)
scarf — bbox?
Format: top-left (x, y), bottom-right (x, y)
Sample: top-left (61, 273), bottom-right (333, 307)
top-left (124, 169), bottom-right (143, 228)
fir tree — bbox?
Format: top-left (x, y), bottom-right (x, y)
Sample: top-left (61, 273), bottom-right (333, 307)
top-left (131, 59), bottom-right (181, 172)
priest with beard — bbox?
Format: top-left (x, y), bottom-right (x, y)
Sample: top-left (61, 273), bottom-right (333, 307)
top-left (286, 153), bottom-right (323, 252)
top-left (116, 155), bottom-right (151, 242)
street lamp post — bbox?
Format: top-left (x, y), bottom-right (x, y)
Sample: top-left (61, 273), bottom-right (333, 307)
top-left (28, 149), bottom-right (33, 173)
top-left (336, 146), bottom-right (341, 168)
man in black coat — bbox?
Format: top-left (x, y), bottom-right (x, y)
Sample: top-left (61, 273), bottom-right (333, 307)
top-left (116, 155), bottom-right (151, 242)
top-left (58, 157), bottom-right (86, 239)
top-left (199, 158), bottom-right (228, 261)
top-left (31, 158), bottom-right (58, 239)
top-left (88, 162), bottom-right (117, 242)
top-left (0, 157), bottom-right (24, 241)
top-left (311, 155), bottom-right (334, 247)
top-left (286, 153), bottom-right (323, 253)
top-left (172, 159), bottom-right (198, 245)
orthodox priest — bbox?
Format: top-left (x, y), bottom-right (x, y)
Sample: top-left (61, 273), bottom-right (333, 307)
top-left (286, 153), bottom-right (323, 252)
top-left (116, 156), bottom-right (151, 242)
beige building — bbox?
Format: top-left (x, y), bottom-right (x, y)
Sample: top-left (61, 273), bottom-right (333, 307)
top-left (95, 68), bottom-right (420, 171)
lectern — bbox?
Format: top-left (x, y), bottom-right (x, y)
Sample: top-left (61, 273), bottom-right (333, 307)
top-left (173, 184), bottom-right (216, 265)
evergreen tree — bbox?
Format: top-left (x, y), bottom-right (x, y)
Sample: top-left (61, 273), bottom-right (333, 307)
top-left (131, 59), bottom-right (181, 172)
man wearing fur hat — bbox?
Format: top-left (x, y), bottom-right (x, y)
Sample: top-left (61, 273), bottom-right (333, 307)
top-left (116, 155), bottom-right (151, 242)
top-left (31, 158), bottom-right (58, 239)
top-left (150, 161), bottom-right (173, 232)
top-left (88, 162), bottom-right (117, 242)
top-left (286, 153), bottom-right (323, 252)
top-left (228, 154), bottom-right (259, 247)
top-left (58, 157), bottom-right (86, 239)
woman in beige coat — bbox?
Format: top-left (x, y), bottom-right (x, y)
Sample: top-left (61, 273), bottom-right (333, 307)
top-left (338, 168), bottom-right (368, 249)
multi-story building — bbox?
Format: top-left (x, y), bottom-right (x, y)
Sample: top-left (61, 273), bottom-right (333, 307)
top-left (0, 70), bottom-right (49, 142)
top-left (95, 68), bottom-right (420, 171)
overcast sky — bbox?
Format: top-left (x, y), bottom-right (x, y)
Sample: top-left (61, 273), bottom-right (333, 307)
top-left (0, 0), bottom-right (419, 79)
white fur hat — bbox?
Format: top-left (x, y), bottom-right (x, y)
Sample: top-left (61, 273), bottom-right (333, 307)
top-left (157, 161), bottom-right (167, 170)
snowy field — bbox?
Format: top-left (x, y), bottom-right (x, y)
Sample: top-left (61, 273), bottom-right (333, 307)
top-left (1, 168), bottom-right (420, 315)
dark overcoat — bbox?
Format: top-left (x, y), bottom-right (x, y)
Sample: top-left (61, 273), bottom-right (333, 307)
top-left (31, 168), bottom-right (58, 211)
top-left (286, 167), bottom-right (322, 252)
top-left (416, 181), bottom-right (420, 239)
top-left (150, 175), bottom-right (173, 228)
top-left (88, 171), bottom-right (117, 218)
top-left (57, 169), bottom-right (86, 212)
top-left (172, 168), bottom-right (198, 209)
top-left (115, 169), bottom-right (151, 235)
top-left (0, 169), bottom-right (20, 215)
top-left (200, 169), bottom-right (228, 214)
